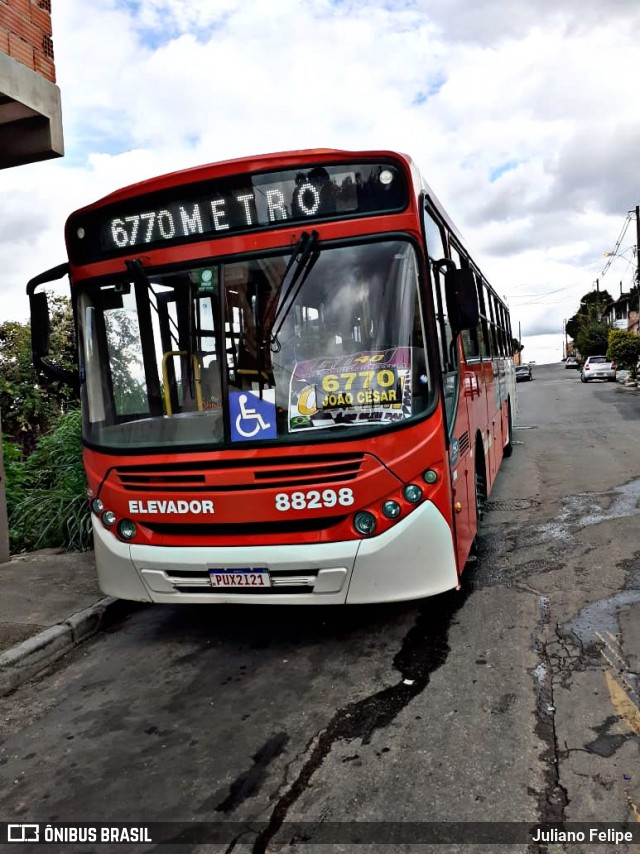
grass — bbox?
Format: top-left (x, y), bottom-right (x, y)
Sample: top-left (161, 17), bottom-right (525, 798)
top-left (6, 409), bottom-right (92, 553)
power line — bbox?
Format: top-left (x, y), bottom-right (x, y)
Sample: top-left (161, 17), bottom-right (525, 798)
top-left (510, 286), bottom-right (567, 299)
top-left (600, 213), bottom-right (633, 279)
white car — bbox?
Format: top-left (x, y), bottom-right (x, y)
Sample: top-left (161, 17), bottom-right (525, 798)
top-left (580, 355), bottom-right (616, 382)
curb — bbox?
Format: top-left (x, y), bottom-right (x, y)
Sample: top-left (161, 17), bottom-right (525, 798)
top-left (0, 597), bottom-right (135, 696)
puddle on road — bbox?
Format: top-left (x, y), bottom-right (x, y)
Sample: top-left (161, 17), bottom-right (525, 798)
top-left (565, 589), bottom-right (640, 647)
top-left (538, 478), bottom-right (640, 542)
top-left (563, 554), bottom-right (640, 648)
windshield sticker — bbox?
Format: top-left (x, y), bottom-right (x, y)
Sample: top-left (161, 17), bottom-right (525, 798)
top-left (230, 389), bottom-right (277, 442)
top-left (288, 348), bottom-right (412, 431)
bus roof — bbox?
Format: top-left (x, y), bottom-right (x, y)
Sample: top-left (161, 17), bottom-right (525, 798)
top-left (72, 148), bottom-right (418, 215)
top-left (66, 146), bottom-right (497, 302)
top-left (68, 148), bottom-right (460, 237)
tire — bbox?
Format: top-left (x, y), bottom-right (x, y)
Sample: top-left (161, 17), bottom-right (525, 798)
top-left (474, 452), bottom-right (487, 523)
top-left (503, 405), bottom-right (513, 458)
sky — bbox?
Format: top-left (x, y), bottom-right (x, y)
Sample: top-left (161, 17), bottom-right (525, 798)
top-left (2, 0), bottom-right (640, 365)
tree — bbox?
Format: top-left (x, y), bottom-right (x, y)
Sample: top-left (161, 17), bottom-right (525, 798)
top-left (607, 329), bottom-right (640, 378)
top-left (511, 337), bottom-right (524, 355)
top-left (0, 295), bottom-right (79, 455)
top-left (575, 319), bottom-right (610, 357)
top-left (566, 288), bottom-right (613, 341)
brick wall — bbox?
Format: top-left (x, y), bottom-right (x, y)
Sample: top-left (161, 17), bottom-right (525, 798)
top-left (0, 0), bottom-right (55, 83)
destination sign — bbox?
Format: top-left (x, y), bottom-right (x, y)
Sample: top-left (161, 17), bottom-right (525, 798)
top-left (66, 161), bottom-right (408, 264)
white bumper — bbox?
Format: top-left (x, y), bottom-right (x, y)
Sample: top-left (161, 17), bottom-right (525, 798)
top-left (92, 500), bottom-right (459, 605)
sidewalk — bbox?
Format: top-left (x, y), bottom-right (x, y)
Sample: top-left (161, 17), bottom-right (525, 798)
top-left (0, 548), bottom-right (133, 695)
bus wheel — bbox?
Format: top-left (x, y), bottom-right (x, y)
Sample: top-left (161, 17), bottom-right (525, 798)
top-left (468, 443), bottom-right (487, 564)
top-left (474, 452), bottom-right (487, 523)
top-left (503, 404), bottom-right (513, 458)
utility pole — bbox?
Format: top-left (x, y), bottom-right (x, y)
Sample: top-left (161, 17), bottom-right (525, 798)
top-left (518, 321), bottom-right (522, 365)
top-left (563, 319), bottom-right (567, 359)
top-left (636, 207), bottom-right (640, 281)
top-left (636, 205), bottom-right (640, 289)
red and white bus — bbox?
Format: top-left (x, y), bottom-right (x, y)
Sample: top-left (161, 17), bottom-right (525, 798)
top-left (29, 149), bottom-right (515, 604)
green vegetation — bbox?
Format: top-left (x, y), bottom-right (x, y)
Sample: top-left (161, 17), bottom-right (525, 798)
top-left (575, 319), bottom-right (610, 358)
top-left (4, 411), bottom-right (91, 553)
top-left (607, 329), bottom-right (640, 379)
top-left (566, 289), bottom-right (613, 358)
top-left (0, 296), bottom-right (78, 455)
top-left (1, 296), bottom-right (89, 553)
top-left (511, 337), bottom-right (524, 356)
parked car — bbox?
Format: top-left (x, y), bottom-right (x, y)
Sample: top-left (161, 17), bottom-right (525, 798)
top-left (580, 355), bottom-right (616, 383)
top-left (516, 363), bottom-right (533, 382)
top-left (565, 356), bottom-right (578, 368)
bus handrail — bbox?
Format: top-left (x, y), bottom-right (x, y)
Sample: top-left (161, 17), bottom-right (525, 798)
top-left (161, 351), bottom-right (203, 415)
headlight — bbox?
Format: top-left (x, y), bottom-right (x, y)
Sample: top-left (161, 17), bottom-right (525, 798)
top-left (91, 498), bottom-right (104, 514)
top-left (353, 511), bottom-right (377, 536)
top-left (382, 500), bottom-right (401, 519)
top-left (403, 484), bottom-right (423, 503)
top-left (117, 519), bottom-right (137, 540)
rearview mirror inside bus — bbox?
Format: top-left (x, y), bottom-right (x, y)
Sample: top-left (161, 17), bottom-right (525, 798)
top-left (444, 267), bottom-right (479, 332)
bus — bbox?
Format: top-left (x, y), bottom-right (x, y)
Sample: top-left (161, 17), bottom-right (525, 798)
top-left (28, 148), bottom-right (515, 605)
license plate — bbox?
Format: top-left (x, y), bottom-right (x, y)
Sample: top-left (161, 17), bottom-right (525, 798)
top-left (209, 568), bottom-right (271, 588)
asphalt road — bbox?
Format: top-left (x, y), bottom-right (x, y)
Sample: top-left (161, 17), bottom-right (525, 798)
top-left (1, 363), bottom-right (639, 853)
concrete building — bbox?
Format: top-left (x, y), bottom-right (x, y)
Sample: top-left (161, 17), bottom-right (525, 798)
top-left (0, 0), bottom-right (63, 169)
top-left (0, 0), bottom-right (64, 561)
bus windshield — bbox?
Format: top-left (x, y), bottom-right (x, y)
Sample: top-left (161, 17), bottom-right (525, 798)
top-left (77, 239), bottom-right (434, 450)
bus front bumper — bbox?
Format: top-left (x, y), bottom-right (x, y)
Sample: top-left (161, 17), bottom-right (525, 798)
top-left (92, 501), bottom-right (459, 605)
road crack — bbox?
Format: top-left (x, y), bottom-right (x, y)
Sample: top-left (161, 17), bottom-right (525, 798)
top-left (249, 585), bottom-right (471, 853)
top-left (533, 606), bottom-right (570, 828)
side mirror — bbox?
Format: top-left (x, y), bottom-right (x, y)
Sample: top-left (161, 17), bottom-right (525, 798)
top-left (30, 291), bottom-right (51, 359)
top-left (27, 263), bottom-right (80, 391)
top-left (443, 266), bottom-right (479, 332)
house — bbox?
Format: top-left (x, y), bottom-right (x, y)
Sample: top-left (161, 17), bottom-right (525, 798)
top-left (602, 292), bottom-right (639, 334)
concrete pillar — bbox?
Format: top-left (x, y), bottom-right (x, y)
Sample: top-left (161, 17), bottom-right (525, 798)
top-left (0, 411), bottom-right (9, 563)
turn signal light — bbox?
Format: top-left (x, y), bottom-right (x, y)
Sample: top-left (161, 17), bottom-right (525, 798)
top-left (90, 498), bottom-right (104, 514)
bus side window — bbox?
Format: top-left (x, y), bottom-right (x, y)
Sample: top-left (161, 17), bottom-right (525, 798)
top-left (452, 247), bottom-right (480, 361)
top-left (486, 287), bottom-right (502, 358)
top-left (473, 272), bottom-right (490, 359)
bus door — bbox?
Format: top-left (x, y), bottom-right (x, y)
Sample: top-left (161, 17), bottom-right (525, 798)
top-left (423, 208), bottom-right (473, 568)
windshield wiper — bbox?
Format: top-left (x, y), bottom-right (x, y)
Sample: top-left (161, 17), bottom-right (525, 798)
top-left (269, 229), bottom-right (319, 352)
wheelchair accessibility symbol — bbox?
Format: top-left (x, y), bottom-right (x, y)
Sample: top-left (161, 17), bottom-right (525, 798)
top-left (230, 391), bottom-right (277, 442)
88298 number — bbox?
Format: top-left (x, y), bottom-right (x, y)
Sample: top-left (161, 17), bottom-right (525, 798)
top-left (275, 489), bottom-right (355, 512)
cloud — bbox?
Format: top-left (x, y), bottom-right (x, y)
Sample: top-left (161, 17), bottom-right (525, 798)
top-left (2, 0), bottom-right (640, 367)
